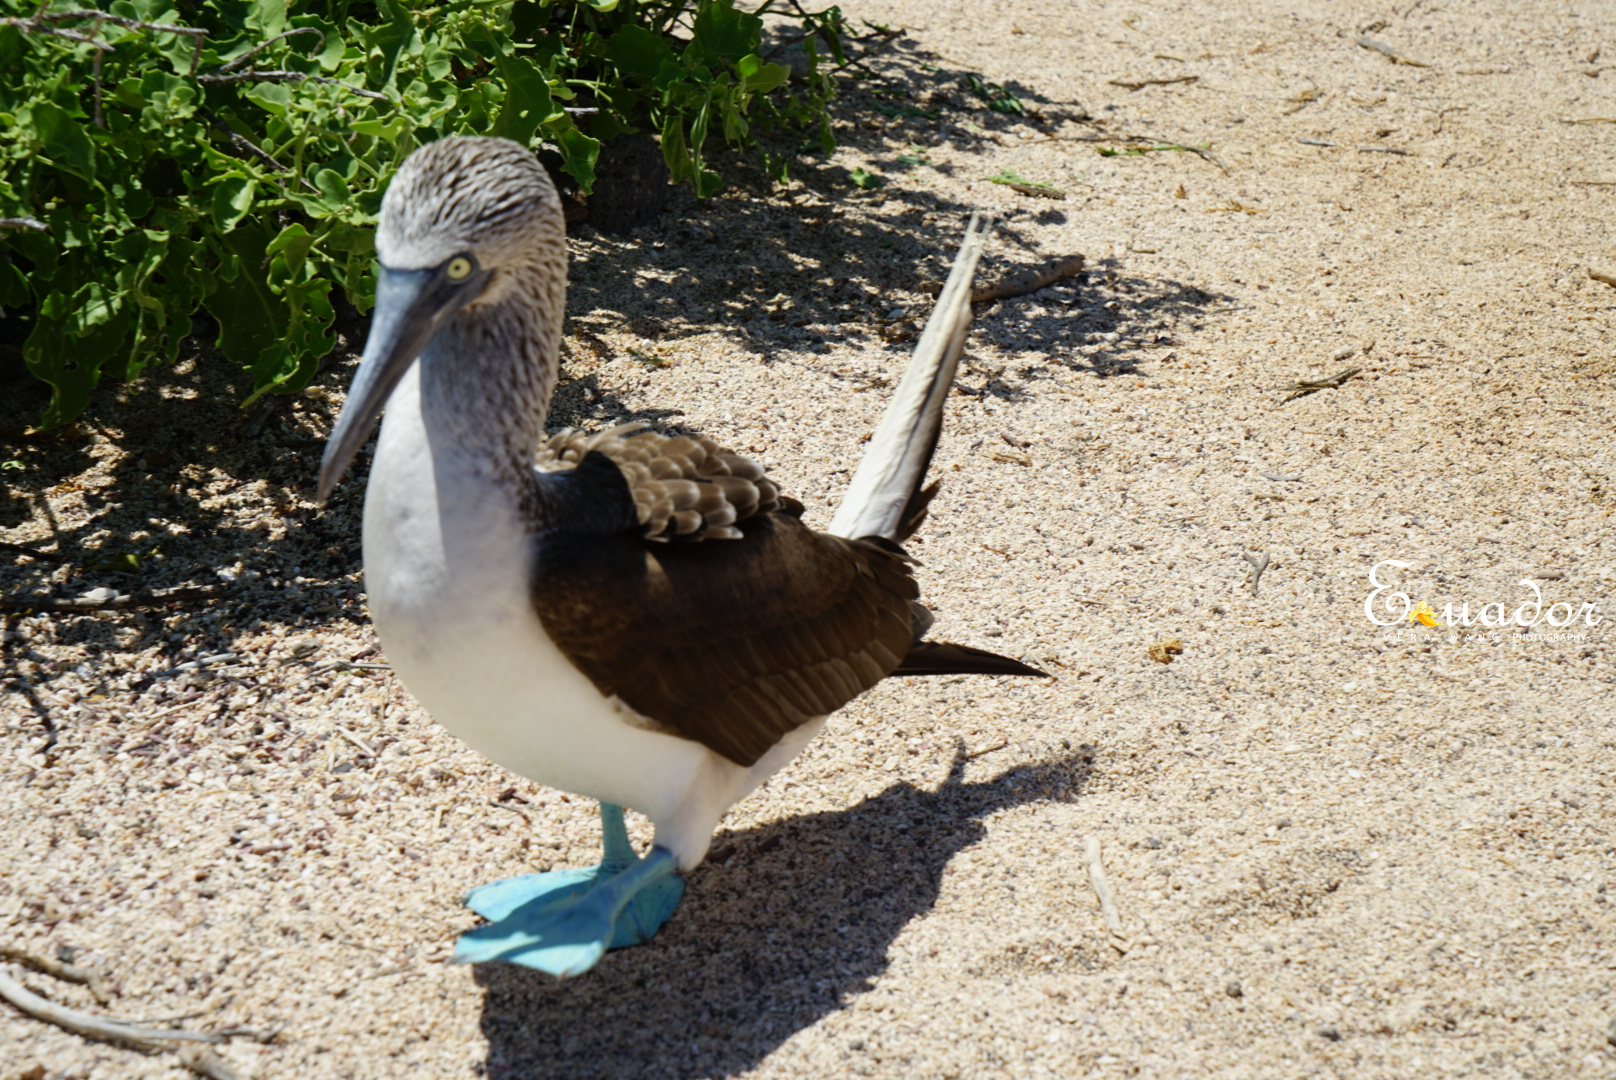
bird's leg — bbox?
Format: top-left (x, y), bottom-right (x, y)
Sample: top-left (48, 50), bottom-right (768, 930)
top-left (453, 802), bottom-right (685, 977)
top-left (597, 801), bottom-right (637, 870)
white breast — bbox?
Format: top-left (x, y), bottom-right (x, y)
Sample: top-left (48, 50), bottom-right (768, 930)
top-left (360, 363), bottom-right (813, 867)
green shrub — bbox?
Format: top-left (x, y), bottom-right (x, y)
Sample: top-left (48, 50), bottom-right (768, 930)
top-left (0, 0), bottom-right (846, 427)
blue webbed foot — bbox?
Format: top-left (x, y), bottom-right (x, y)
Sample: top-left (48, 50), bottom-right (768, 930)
top-left (452, 803), bottom-right (684, 977)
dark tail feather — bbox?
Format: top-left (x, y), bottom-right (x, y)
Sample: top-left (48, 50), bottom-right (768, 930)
top-left (891, 640), bottom-right (1048, 678)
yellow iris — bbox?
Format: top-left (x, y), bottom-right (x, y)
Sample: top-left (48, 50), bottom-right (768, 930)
top-left (446, 256), bottom-right (472, 280)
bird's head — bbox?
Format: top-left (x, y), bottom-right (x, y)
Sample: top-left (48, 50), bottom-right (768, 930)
top-left (318, 136), bottom-right (564, 501)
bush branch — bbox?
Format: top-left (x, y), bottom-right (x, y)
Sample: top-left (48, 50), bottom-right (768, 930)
top-left (198, 68), bottom-right (389, 101)
top-left (214, 27), bottom-right (325, 73)
top-left (1, 8), bottom-right (207, 73)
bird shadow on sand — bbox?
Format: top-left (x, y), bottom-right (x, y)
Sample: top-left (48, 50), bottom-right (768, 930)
top-left (474, 745), bottom-right (1094, 1080)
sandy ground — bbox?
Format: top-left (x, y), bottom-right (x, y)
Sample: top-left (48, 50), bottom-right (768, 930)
top-left (4, 1), bottom-right (1616, 1077)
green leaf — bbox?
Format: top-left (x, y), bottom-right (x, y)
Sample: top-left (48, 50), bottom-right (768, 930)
top-left (0, 259), bottom-right (29, 310)
top-left (368, 0), bottom-right (418, 92)
top-left (349, 115), bottom-right (410, 141)
top-left (25, 281), bottom-right (136, 428)
top-left (608, 24), bottom-right (677, 81)
top-left (2, 0), bottom-right (852, 428)
top-left (243, 81), bottom-right (294, 118)
top-left (551, 125), bottom-right (600, 194)
top-left (493, 53), bottom-right (558, 147)
top-left (849, 166), bottom-right (882, 190)
top-left (965, 74), bottom-right (1026, 116)
top-left (247, 0), bottom-right (289, 39)
top-left (314, 169), bottom-right (352, 210)
top-left (266, 222), bottom-right (317, 278)
top-left (249, 270), bottom-right (333, 403)
top-left (292, 15), bottom-right (347, 71)
top-left (203, 224), bottom-right (283, 374)
top-left (660, 111), bottom-right (691, 185)
top-left (692, 0), bottom-right (762, 60)
top-left (33, 102), bottom-right (96, 182)
top-left (736, 54), bottom-right (789, 94)
top-left (211, 176), bottom-right (257, 232)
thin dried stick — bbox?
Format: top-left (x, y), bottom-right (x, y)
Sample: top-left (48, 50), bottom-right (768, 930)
top-left (1019, 130), bottom-right (1228, 173)
top-left (1243, 550), bottom-right (1270, 595)
top-left (973, 254), bottom-right (1086, 304)
top-left (334, 726), bottom-right (376, 757)
top-left (0, 965), bottom-right (222, 1048)
top-left (0, 217), bottom-right (48, 232)
top-left (177, 1047), bottom-right (253, 1080)
top-left (1083, 836), bottom-right (1126, 943)
top-left (1353, 34), bottom-right (1429, 67)
top-left (1589, 268), bottom-right (1616, 290)
top-left (996, 180), bottom-right (1066, 200)
top-left (0, 583), bottom-right (227, 613)
top-left (0, 947), bottom-right (109, 1004)
top-left (1108, 75), bottom-right (1199, 91)
top-left (1278, 365), bottom-right (1362, 404)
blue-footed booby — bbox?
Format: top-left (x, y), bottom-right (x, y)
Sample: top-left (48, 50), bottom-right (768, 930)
top-left (317, 137), bottom-right (1042, 977)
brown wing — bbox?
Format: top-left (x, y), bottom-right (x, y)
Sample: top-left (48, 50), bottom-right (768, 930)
top-left (529, 434), bottom-right (917, 767)
top-left (537, 424), bottom-right (781, 541)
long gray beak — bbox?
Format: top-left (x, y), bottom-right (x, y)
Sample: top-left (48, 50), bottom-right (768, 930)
top-left (318, 263), bottom-right (488, 502)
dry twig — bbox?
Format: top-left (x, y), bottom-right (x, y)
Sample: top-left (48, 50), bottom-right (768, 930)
top-left (1354, 34), bottom-right (1428, 67)
top-left (212, 27), bottom-right (324, 73)
top-left (975, 255), bottom-right (1087, 303)
top-left (1277, 365), bottom-right (1362, 404)
top-left (1589, 268), bottom-right (1616, 290)
top-left (203, 112), bottom-right (294, 176)
top-left (1083, 836), bottom-right (1126, 946)
top-left (0, 217), bottom-right (49, 233)
top-left (1001, 181), bottom-right (1066, 200)
top-left (1243, 551), bottom-right (1271, 596)
top-left (1108, 75), bottom-right (1199, 91)
top-left (177, 1048), bottom-right (254, 1080)
top-left (0, 947), bottom-right (109, 1004)
top-left (922, 254), bottom-right (1086, 304)
top-left (0, 584), bottom-right (227, 613)
top-left (0, 965), bottom-right (222, 1048)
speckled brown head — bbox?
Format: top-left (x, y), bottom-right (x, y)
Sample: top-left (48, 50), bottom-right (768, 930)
top-left (319, 137), bottom-right (569, 500)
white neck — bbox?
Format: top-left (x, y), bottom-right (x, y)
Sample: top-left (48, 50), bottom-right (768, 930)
top-left (363, 355), bottom-right (535, 629)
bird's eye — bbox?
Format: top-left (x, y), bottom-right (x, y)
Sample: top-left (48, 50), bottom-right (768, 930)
top-left (446, 256), bottom-right (472, 281)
